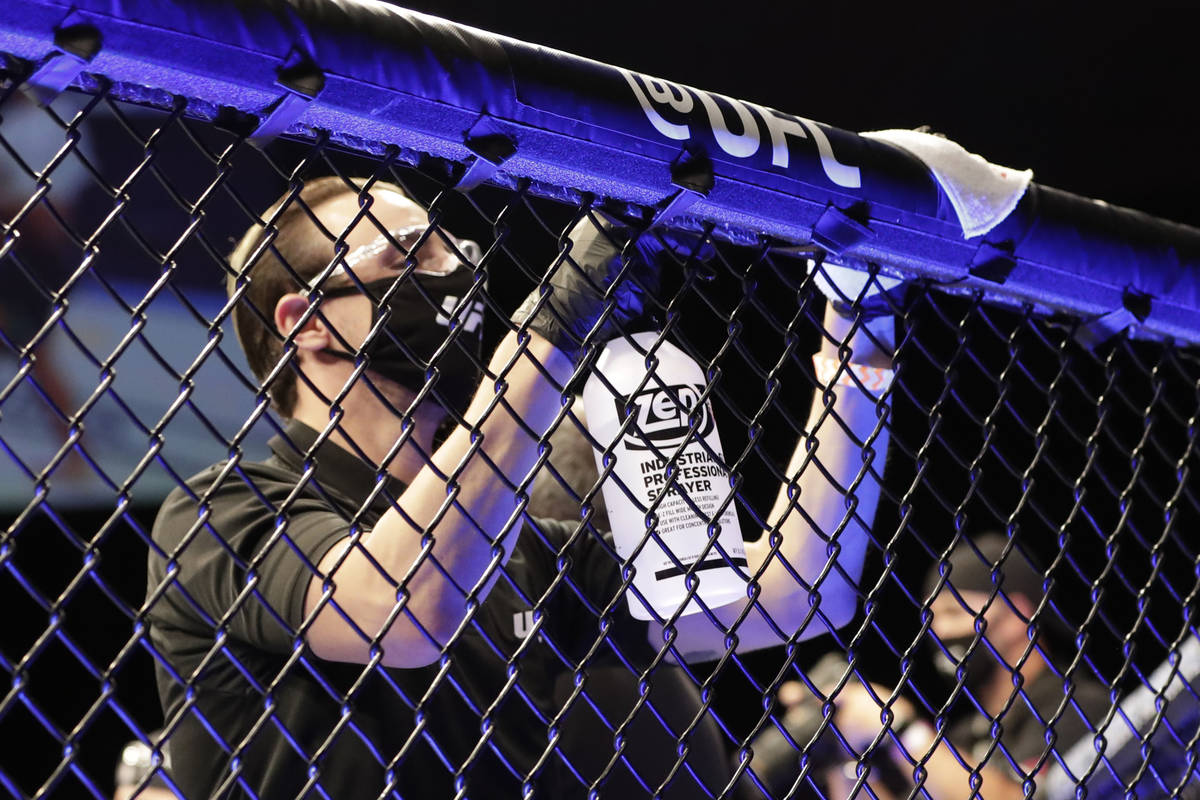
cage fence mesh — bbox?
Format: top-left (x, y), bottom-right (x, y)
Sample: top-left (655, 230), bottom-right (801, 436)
top-left (0, 44), bottom-right (1198, 800)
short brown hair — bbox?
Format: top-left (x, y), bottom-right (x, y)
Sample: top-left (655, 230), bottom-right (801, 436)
top-left (227, 176), bottom-right (401, 416)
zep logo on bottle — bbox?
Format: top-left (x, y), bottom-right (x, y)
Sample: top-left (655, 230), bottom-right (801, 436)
top-left (618, 384), bottom-right (729, 504)
top-left (618, 383), bottom-right (713, 450)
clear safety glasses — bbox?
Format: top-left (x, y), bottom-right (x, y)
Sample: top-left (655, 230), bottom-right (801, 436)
top-left (308, 225), bottom-right (482, 290)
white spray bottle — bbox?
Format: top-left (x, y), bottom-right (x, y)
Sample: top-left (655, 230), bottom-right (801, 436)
top-left (582, 332), bottom-right (747, 620)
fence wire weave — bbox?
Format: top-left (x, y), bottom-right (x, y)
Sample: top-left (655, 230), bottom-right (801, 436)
top-left (0, 49), bottom-right (1198, 800)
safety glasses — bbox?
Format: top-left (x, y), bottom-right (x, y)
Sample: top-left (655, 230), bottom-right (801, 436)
top-left (308, 225), bottom-right (482, 291)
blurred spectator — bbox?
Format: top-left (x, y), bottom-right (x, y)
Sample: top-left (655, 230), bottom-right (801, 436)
top-left (742, 533), bottom-right (1109, 799)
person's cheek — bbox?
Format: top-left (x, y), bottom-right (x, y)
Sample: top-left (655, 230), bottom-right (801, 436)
top-left (334, 298), bottom-right (371, 350)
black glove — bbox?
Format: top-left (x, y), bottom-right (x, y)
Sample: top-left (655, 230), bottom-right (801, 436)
top-left (513, 215), bottom-right (704, 363)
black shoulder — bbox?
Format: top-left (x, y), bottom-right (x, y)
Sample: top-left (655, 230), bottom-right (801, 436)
top-left (150, 457), bottom-right (301, 548)
top-left (524, 515), bottom-right (575, 546)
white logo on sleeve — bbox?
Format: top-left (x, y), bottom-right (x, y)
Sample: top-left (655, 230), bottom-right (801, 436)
top-left (436, 295), bottom-right (485, 332)
top-left (513, 610), bottom-right (535, 639)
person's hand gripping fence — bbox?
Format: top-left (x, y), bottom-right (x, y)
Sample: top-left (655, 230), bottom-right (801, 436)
top-left (806, 257), bottom-right (908, 396)
top-left (513, 213), bottom-right (708, 362)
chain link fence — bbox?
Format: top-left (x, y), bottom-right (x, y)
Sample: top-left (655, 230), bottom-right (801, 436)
top-left (1, 16), bottom-right (1198, 800)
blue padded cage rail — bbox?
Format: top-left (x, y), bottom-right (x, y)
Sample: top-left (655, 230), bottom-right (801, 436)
top-left (1, 0), bottom-right (1198, 345)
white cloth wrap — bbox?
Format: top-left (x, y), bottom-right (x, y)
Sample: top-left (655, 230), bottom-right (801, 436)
top-left (862, 128), bottom-right (1033, 239)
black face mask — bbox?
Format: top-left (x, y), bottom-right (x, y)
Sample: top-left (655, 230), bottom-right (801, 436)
top-left (318, 265), bottom-right (484, 414)
top-left (933, 633), bottom-right (999, 697)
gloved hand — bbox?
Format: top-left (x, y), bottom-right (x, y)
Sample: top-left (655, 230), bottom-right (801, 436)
top-left (807, 258), bottom-right (910, 320)
top-left (513, 214), bottom-right (707, 362)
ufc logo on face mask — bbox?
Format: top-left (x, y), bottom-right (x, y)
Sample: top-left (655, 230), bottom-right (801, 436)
top-left (436, 295), bottom-right (484, 333)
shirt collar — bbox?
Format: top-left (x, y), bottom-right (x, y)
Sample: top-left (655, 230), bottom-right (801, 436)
top-left (268, 419), bottom-right (407, 509)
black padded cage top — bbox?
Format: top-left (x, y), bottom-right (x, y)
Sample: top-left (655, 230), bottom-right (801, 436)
top-left (0, 2), bottom-right (1198, 800)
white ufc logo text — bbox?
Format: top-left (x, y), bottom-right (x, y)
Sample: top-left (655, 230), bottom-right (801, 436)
top-left (436, 295), bottom-right (484, 333)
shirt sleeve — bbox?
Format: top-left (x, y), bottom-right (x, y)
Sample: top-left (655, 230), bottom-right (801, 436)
top-left (150, 464), bottom-right (354, 654)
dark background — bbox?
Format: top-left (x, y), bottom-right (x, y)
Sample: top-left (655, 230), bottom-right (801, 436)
top-left (399, 1), bottom-right (1199, 230)
top-left (2, 2), bottom-right (1197, 797)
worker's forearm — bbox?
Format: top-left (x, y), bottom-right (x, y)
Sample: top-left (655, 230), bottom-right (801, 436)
top-left (673, 309), bottom-right (894, 655)
top-left (758, 309), bottom-right (892, 632)
top-left (315, 331), bottom-right (572, 661)
top-left (386, 331), bottom-right (570, 594)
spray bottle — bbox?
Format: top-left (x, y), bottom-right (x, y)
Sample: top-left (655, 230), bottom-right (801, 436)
top-left (582, 332), bottom-right (747, 620)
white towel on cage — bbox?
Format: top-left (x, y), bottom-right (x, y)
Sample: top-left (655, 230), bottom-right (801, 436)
top-left (862, 128), bottom-right (1032, 239)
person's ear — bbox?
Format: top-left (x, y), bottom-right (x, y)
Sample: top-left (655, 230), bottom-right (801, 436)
top-left (274, 293), bottom-right (330, 352)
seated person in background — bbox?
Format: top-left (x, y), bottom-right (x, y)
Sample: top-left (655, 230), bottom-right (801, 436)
top-left (744, 532), bottom-right (1109, 800)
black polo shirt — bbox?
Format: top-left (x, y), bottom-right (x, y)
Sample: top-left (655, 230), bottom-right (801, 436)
top-left (146, 420), bottom-right (656, 799)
